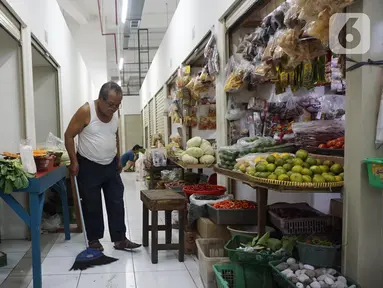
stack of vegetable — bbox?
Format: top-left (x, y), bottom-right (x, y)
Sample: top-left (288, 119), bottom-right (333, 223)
top-left (212, 200), bottom-right (256, 210)
top-left (237, 232), bottom-right (295, 257)
top-left (181, 137), bottom-right (215, 165)
top-left (0, 158), bottom-right (34, 194)
top-left (274, 258), bottom-right (357, 288)
top-left (318, 137), bottom-right (344, 149)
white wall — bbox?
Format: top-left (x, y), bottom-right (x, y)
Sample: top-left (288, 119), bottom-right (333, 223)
top-left (140, 0), bottom-right (236, 107)
top-left (6, 0), bottom-right (96, 134)
top-left (33, 66), bottom-right (59, 145)
top-left (0, 27), bottom-right (29, 240)
top-left (123, 96), bottom-right (141, 115)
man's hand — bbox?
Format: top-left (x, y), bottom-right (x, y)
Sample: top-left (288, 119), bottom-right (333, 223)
top-left (69, 161), bottom-right (79, 176)
top-left (117, 160), bottom-right (123, 174)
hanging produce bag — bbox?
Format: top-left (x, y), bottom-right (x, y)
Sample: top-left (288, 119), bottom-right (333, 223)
top-left (376, 89), bottom-right (383, 148)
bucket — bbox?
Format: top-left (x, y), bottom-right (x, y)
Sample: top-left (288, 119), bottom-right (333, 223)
top-left (364, 158), bottom-right (383, 188)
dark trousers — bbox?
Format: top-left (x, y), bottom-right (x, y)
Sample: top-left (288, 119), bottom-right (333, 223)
top-left (77, 154), bottom-right (126, 242)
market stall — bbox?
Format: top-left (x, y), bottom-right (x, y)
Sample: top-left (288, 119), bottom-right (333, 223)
top-left (0, 152), bottom-right (71, 288)
top-left (190, 0), bottom-right (354, 287)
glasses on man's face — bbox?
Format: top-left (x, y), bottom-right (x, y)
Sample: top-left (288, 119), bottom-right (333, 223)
top-left (105, 100), bottom-right (121, 110)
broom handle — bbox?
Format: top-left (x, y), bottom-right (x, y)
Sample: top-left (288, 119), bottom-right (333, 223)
top-left (74, 176), bottom-right (89, 248)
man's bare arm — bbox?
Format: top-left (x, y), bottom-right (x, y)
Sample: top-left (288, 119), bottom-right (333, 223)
top-left (64, 105), bottom-right (89, 174)
top-left (116, 110), bottom-right (121, 159)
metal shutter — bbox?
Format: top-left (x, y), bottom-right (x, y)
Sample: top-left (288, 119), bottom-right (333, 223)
top-left (143, 105), bottom-right (149, 148)
top-left (148, 99), bottom-right (154, 146)
top-left (155, 88), bottom-right (165, 137)
top-left (0, 2), bottom-right (21, 41)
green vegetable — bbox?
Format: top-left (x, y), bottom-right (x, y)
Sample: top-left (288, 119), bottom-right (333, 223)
top-left (0, 158), bottom-right (34, 194)
top-left (267, 238), bottom-right (282, 251)
top-left (257, 232), bottom-right (270, 247)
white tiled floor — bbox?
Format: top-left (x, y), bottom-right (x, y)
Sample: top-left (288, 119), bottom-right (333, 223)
top-left (0, 173), bottom-right (203, 287)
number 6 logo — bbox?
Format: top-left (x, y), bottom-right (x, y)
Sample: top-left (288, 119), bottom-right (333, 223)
top-left (329, 13), bottom-right (370, 55)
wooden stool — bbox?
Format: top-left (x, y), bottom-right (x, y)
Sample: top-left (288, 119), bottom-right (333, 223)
top-left (141, 190), bottom-right (186, 264)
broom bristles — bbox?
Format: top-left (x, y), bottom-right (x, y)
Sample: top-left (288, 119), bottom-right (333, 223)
top-left (70, 254), bottom-right (118, 271)
top-left (70, 248), bottom-right (118, 271)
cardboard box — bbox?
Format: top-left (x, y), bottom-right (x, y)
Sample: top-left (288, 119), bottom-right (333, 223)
top-left (197, 217), bottom-right (231, 241)
top-left (330, 198), bottom-right (343, 219)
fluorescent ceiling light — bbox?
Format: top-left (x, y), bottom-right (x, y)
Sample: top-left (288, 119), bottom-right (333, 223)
top-left (119, 57), bottom-right (124, 71)
top-left (121, 0), bottom-right (128, 24)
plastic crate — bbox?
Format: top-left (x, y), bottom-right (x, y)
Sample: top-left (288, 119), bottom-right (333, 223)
top-left (364, 158), bottom-right (383, 188)
top-left (296, 241), bottom-right (340, 267)
top-left (269, 260), bottom-right (361, 288)
top-left (224, 235), bottom-right (284, 266)
top-left (213, 262), bottom-right (275, 288)
top-left (207, 203), bottom-right (257, 225)
top-left (196, 238), bottom-right (230, 288)
top-left (213, 263), bottom-right (244, 288)
top-left (268, 202), bottom-right (332, 235)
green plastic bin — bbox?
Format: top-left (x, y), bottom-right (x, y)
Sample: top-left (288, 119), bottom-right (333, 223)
top-left (225, 235), bottom-right (284, 266)
top-left (296, 241), bottom-right (340, 267)
top-left (269, 260), bottom-right (361, 288)
top-left (213, 263), bottom-right (276, 288)
top-left (364, 158), bottom-right (383, 188)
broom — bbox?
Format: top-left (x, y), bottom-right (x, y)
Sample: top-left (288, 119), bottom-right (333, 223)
top-left (70, 177), bottom-right (118, 271)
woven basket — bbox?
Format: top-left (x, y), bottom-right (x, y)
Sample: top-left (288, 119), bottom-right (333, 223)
top-left (247, 176), bottom-right (344, 189)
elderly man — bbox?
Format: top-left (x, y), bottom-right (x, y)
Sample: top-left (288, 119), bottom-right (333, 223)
top-left (64, 81), bottom-right (141, 251)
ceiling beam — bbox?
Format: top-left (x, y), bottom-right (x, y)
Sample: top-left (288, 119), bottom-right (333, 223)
top-left (57, 0), bottom-right (88, 25)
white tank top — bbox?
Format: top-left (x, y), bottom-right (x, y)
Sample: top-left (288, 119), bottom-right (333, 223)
top-left (78, 101), bottom-right (119, 165)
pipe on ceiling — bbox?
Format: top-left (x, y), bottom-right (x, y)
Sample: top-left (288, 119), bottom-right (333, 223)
top-left (97, 0), bottom-right (119, 64)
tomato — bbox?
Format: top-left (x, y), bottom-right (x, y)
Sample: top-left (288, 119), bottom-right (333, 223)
top-left (319, 144), bottom-right (328, 148)
top-left (327, 140), bottom-right (336, 147)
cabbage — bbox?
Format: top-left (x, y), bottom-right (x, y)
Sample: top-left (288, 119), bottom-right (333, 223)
top-left (185, 147), bottom-right (204, 158)
top-left (202, 145), bottom-right (215, 156)
top-left (182, 154), bottom-right (198, 164)
top-left (186, 136), bottom-right (202, 148)
top-left (200, 140), bottom-right (211, 150)
top-left (199, 155), bottom-right (215, 164)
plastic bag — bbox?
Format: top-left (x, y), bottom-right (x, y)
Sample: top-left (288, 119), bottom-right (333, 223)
top-left (292, 120), bottom-right (345, 147)
top-left (135, 152), bottom-right (145, 181)
top-left (226, 97), bottom-right (246, 121)
top-left (151, 148), bottom-right (167, 167)
top-left (284, 3), bottom-right (306, 29)
top-left (318, 94), bottom-right (345, 120)
top-left (204, 29), bottom-right (220, 75)
top-left (305, 8), bottom-right (331, 44)
top-left (190, 194), bottom-right (233, 206)
top-left (20, 139), bottom-right (36, 174)
top-left (224, 56), bottom-right (245, 93)
top-left (376, 89), bottom-right (383, 148)
top-left (45, 132), bottom-right (65, 151)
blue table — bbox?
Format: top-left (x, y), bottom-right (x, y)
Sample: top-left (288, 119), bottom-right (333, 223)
top-left (0, 165), bottom-right (71, 288)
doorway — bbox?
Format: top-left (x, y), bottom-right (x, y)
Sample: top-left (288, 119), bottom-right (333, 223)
top-left (31, 43), bottom-right (60, 146)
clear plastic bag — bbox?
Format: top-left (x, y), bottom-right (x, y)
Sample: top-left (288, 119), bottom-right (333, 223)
top-left (225, 97), bottom-right (246, 121)
top-left (151, 148), bottom-right (167, 167)
top-left (45, 132), bottom-right (65, 151)
top-left (376, 89), bottom-right (383, 147)
top-left (293, 120), bottom-right (345, 147)
top-left (135, 152), bottom-right (145, 181)
top-left (319, 94), bottom-right (345, 120)
top-left (204, 28), bottom-right (220, 75)
top-left (19, 139), bottom-right (36, 174)
top-left (224, 56), bottom-right (245, 93)
top-left (284, 3), bottom-right (306, 29)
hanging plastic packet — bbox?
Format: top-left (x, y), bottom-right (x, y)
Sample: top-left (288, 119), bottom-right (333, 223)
top-left (20, 139), bottom-right (36, 174)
